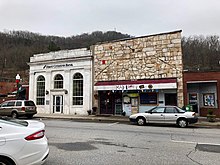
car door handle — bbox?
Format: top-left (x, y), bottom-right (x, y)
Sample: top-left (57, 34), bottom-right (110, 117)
top-left (175, 115), bottom-right (177, 116)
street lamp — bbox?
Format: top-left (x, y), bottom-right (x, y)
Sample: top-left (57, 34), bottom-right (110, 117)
top-left (16, 74), bottom-right (20, 99)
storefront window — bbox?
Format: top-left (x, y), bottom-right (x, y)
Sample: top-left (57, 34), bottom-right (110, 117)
top-left (36, 75), bottom-right (45, 105)
top-left (54, 74), bottom-right (63, 89)
top-left (203, 93), bottom-right (215, 107)
top-left (73, 73), bottom-right (83, 105)
top-left (140, 92), bottom-right (158, 105)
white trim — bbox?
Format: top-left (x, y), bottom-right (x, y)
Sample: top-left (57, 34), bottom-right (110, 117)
top-left (187, 80), bottom-right (217, 84)
top-left (95, 83), bottom-right (177, 91)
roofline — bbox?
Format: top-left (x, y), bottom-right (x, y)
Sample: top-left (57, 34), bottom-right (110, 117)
top-left (94, 30), bottom-right (182, 45)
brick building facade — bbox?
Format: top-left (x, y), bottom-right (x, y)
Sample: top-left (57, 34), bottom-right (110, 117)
top-left (183, 71), bottom-right (220, 117)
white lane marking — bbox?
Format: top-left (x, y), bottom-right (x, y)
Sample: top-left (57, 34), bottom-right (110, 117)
top-left (171, 140), bottom-right (197, 144)
top-left (171, 140), bottom-right (220, 146)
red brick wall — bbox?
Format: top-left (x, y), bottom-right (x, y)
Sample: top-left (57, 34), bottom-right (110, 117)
top-left (0, 82), bottom-right (29, 103)
top-left (183, 71), bottom-right (220, 117)
top-left (0, 82), bottom-right (16, 94)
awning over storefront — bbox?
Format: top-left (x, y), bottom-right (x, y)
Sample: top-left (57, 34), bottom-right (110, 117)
top-left (95, 78), bottom-right (177, 91)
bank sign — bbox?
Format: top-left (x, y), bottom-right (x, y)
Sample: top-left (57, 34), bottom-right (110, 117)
top-left (43, 63), bottom-right (73, 69)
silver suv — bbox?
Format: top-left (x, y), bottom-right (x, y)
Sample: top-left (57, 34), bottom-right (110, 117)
top-left (0, 100), bottom-right (37, 119)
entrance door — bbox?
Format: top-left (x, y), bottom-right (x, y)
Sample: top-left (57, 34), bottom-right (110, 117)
top-left (188, 93), bottom-right (199, 113)
top-left (53, 95), bottom-right (63, 113)
top-left (99, 91), bottom-right (114, 114)
top-left (131, 97), bottom-right (138, 114)
top-left (165, 93), bottom-right (177, 106)
top-left (115, 92), bottom-right (122, 115)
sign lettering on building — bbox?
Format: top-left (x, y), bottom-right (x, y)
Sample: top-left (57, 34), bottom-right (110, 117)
top-left (43, 63), bottom-right (73, 69)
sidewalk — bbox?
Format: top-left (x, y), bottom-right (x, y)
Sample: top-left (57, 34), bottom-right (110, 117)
top-left (35, 113), bottom-right (220, 127)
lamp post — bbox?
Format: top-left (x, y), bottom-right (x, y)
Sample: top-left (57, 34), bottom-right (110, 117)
top-left (15, 74), bottom-right (20, 99)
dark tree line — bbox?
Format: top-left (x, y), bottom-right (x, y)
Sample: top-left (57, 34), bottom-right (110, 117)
top-left (0, 30), bottom-right (131, 79)
top-left (0, 30), bottom-right (220, 80)
top-left (182, 35), bottom-right (220, 71)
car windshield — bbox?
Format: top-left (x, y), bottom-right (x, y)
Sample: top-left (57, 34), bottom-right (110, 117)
top-left (145, 107), bottom-right (157, 113)
top-left (0, 117), bottom-right (28, 127)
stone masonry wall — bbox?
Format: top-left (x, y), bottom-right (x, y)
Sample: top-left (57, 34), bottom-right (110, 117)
top-left (93, 30), bottom-right (183, 107)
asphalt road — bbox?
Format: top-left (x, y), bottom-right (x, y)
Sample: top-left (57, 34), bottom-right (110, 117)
top-left (41, 119), bottom-right (220, 165)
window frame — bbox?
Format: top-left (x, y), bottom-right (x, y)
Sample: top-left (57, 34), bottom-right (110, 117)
top-left (165, 107), bottom-right (178, 113)
top-left (54, 74), bottom-right (64, 89)
top-left (7, 101), bottom-right (15, 107)
top-left (72, 73), bottom-right (83, 105)
top-left (150, 107), bottom-right (165, 113)
top-left (140, 92), bottom-right (158, 105)
top-left (15, 101), bottom-right (22, 107)
top-left (36, 75), bottom-right (45, 105)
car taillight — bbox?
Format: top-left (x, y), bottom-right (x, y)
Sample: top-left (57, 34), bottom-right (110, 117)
top-left (25, 130), bottom-right (45, 141)
top-left (22, 107), bottom-right (26, 111)
top-left (192, 112), bottom-right (196, 116)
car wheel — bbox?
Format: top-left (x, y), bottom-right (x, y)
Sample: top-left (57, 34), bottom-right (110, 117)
top-left (0, 156), bottom-right (15, 165)
top-left (11, 112), bottom-right (18, 119)
top-left (177, 118), bottom-right (188, 128)
top-left (137, 117), bottom-right (146, 126)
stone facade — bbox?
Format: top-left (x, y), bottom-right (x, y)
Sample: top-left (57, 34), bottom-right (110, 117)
top-left (93, 30), bottom-right (184, 107)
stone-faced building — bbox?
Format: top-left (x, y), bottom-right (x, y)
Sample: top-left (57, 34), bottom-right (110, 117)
top-left (28, 48), bottom-right (93, 115)
top-left (93, 30), bottom-right (183, 116)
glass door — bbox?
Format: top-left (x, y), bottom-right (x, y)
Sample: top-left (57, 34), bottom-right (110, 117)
top-left (188, 93), bottom-right (199, 113)
top-left (53, 95), bottom-right (63, 113)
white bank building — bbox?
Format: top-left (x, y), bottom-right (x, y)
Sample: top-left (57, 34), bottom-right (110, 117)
top-left (28, 48), bottom-right (93, 115)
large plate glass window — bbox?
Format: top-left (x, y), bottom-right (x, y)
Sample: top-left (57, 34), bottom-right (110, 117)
top-left (36, 75), bottom-right (45, 105)
top-left (54, 74), bottom-right (63, 89)
top-left (73, 73), bottom-right (83, 105)
top-left (203, 93), bottom-right (215, 107)
top-left (140, 92), bottom-right (158, 105)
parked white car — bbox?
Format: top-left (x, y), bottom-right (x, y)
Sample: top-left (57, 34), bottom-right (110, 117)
top-left (0, 117), bottom-right (49, 165)
top-left (129, 106), bottom-right (198, 128)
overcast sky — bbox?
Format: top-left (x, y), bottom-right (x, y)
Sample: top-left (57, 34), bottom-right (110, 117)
top-left (0, 0), bottom-right (219, 37)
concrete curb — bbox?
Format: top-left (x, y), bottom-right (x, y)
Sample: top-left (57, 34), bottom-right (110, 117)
top-left (34, 114), bottom-right (129, 123)
top-left (34, 114), bottom-right (220, 128)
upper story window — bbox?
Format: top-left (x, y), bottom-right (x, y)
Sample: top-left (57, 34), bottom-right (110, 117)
top-left (36, 75), bottom-right (45, 105)
top-left (54, 74), bottom-right (63, 89)
top-left (73, 73), bottom-right (83, 105)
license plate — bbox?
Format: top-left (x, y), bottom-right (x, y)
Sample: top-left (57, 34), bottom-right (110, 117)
top-left (28, 107), bottom-right (33, 110)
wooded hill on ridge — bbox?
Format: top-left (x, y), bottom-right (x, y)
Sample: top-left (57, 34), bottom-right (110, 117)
top-left (0, 30), bottom-right (220, 81)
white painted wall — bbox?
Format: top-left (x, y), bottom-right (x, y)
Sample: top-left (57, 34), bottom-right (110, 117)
top-left (28, 48), bottom-right (93, 115)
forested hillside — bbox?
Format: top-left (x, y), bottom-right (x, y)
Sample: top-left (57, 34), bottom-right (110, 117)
top-left (0, 30), bottom-right (131, 80)
top-left (0, 30), bottom-right (220, 81)
top-left (182, 35), bottom-right (220, 71)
